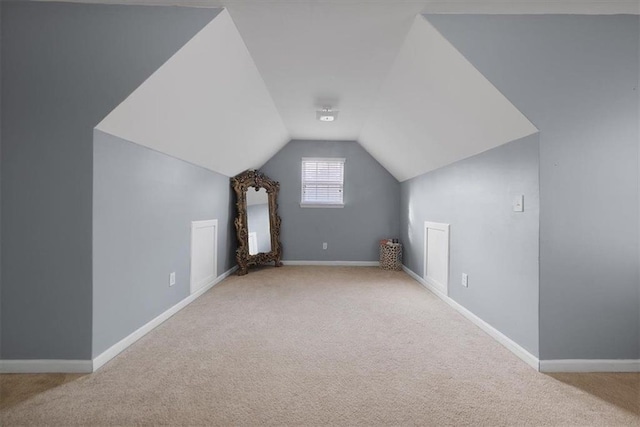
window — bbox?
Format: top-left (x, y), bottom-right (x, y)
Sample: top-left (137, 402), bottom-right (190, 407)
top-left (300, 157), bottom-right (345, 208)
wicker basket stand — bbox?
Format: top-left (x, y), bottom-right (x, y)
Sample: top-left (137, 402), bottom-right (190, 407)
top-left (379, 242), bottom-right (403, 271)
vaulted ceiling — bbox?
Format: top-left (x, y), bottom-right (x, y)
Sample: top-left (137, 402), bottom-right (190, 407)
top-left (87, 0), bottom-right (637, 180)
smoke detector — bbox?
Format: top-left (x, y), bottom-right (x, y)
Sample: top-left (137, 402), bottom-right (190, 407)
top-left (316, 107), bottom-right (338, 122)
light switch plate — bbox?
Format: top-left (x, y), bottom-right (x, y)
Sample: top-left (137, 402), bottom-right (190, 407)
top-left (169, 272), bottom-right (176, 286)
top-left (513, 195), bottom-right (524, 212)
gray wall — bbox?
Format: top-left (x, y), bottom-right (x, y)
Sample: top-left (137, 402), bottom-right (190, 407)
top-left (1, 1), bottom-right (220, 359)
top-left (0, 1), bottom-right (3, 358)
top-left (247, 204), bottom-right (271, 254)
top-left (261, 140), bottom-right (400, 261)
top-left (428, 15), bottom-right (639, 360)
top-left (401, 134), bottom-right (540, 356)
top-left (93, 130), bottom-right (234, 357)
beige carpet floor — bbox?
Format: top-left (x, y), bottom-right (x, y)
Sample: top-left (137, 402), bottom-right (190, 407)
top-left (1, 266), bottom-right (638, 426)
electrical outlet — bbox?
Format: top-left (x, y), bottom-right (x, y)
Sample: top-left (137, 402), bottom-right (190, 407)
top-left (169, 272), bottom-right (176, 287)
top-left (461, 273), bottom-right (468, 288)
top-left (322, 242), bottom-right (328, 250)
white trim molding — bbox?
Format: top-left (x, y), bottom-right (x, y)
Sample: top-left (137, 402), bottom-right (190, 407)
top-left (0, 266), bottom-right (238, 374)
top-left (93, 265), bottom-right (237, 372)
top-left (0, 359), bottom-right (93, 374)
top-left (282, 260), bottom-right (379, 267)
top-left (540, 359), bottom-right (640, 373)
top-left (404, 265), bottom-right (640, 373)
top-left (403, 265), bottom-right (540, 371)
top-left (299, 204), bottom-right (344, 208)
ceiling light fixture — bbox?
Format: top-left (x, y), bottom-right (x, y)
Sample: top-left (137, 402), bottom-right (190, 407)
top-left (316, 107), bottom-right (338, 122)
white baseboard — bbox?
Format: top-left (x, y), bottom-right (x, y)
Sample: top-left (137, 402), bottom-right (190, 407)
top-left (0, 359), bottom-right (93, 374)
top-left (540, 359), bottom-right (640, 373)
top-left (282, 260), bottom-right (379, 266)
top-left (92, 265), bottom-right (238, 372)
top-left (0, 266), bottom-right (238, 374)
top-left (403, 265), bottom-right (540, 371)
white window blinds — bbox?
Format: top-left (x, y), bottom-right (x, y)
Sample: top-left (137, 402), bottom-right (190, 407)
top-left (301, 158), bottom-right (345, 207)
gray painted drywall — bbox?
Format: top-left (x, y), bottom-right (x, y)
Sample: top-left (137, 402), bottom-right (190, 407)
top-left (260, 140), bottom-right (400, 261)
top-left (93, 130), bottom-right (234, 357)
top-left (401, 134), bottom-right (540, 356)
top-left (0, 1), bottom-right (220, 359)
top-left (247, 204), bottom-right (271, 254)
top-left (428, 14), bottom-right (639, 360)
top-left (0, 1), bottom-right (3, 358)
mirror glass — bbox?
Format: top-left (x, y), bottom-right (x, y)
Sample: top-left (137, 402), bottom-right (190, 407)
top-left (246, 187), bottom-right (271, 255)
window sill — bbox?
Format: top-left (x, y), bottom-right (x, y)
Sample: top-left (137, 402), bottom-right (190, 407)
top-left (300, 203), bottom-right (344, 209)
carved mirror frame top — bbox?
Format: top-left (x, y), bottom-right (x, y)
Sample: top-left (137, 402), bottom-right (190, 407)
top-left (231, 169), bottom-right (283, 275)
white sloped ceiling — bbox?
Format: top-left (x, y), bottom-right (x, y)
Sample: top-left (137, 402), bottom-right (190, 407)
top-left (359, 15), bottom-right (538, 182)
top-left (95, 4), bottom-right (542, 181)
top-left (221, 0), bottom-right (425, 142)
top-left (96, 9), bottom-right (289, 177)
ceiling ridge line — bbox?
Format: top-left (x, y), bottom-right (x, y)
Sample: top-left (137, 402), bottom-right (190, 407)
top-left (355, 12), bottom-right (423, 142)
top-left (223, 7), bottom-right (291, 145)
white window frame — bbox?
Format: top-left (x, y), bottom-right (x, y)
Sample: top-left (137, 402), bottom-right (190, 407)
top-left (300, 157), bottom-right (345, 208)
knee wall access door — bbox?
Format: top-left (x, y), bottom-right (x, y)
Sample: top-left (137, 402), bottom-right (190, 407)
top-left (424, 221), bottom-right (450, 296)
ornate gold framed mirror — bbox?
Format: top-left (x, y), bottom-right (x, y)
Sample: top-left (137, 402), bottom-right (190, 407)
top-left (231, 170), bottom-right (283, 275)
